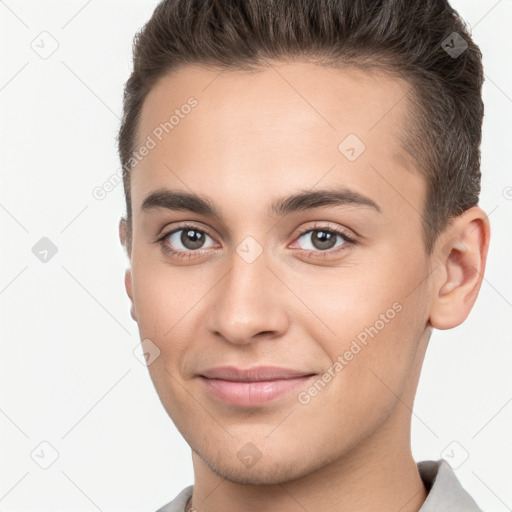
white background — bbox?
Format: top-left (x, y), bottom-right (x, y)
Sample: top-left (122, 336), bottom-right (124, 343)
top-left (1, 1), bottom-right (511, 511)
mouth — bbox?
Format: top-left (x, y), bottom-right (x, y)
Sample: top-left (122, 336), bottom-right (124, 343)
top-left (198, 366), bottom-right (317, 406)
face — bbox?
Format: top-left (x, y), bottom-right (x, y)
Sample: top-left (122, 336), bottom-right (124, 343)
top-left (124, 61), bottom-right (435, 484)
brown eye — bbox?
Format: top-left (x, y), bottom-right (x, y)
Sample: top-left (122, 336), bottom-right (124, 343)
top-left (178, 228), bottom-right (206, 250)
top-left (296, 228), bottom-right (349, 252)
top-left (160, 225), bottom-right (216, 254)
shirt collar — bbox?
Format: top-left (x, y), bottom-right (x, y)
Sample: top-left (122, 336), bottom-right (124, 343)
top-left (417, 459), bottom-right (483, 512)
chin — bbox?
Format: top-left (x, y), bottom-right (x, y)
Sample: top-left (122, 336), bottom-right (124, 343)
top-left (196, 445), bottom-right (318, 486)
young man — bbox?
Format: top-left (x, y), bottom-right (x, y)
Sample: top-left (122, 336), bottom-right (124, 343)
top-left (117, 0), bottom-right (490, 510)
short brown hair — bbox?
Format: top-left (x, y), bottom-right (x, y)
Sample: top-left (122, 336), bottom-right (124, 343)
top-left (117, 0), bottom-right (484, 255)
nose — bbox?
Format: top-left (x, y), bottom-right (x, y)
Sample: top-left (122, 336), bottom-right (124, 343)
top-left (205, 248), bottom-right (290, 346)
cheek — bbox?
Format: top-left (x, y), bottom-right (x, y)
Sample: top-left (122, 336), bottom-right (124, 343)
top-left (292, 264), bottom-right (403, 351)
top-left (131, 258), bottom-right (199, 341)
top-left (131, 267), bottom-right (194, 413)
top-left (294, 302), bottom-right (424, 453)
top-left (307, 253), bottom-right (429, 401)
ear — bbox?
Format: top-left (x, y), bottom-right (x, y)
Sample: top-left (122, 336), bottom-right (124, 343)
top-left (124, 268), bottom-right (137, 322)
top-left (119, 217), bottom-right (137, 322)
top-left (119, 217), bottom-right (129, 254)
top-left (429, 206), bottom-right (491, 330)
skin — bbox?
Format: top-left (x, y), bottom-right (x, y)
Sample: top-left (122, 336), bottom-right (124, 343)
top-left (119, 61), bottom-right (490, 512)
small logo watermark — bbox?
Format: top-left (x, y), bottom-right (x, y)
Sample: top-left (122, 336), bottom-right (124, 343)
top-left (32, 237), bottom-right (58, 263)
top-left (133, 338), bottom-right (161, 366)
top-left (30, 441), bottom-right (59, 469)
top-left (31, 31), bottom-right (59, 59)
top-left (441, 440), bottom-right (469, 469)
top-left (441, 32), bottom-right (468, 58)
top-left (237, 442), bottom-right (262, 468)
top-left (338, 133), bottom-right (366, 161)
top-left (236, 236), bottom-right (263, 264)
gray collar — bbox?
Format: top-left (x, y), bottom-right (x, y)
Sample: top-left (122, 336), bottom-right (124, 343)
top-left (417, 459), bottom-right (483, 511)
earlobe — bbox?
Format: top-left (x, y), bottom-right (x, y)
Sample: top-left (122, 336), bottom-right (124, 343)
top-left (429, 207), bottom-right (490, 330)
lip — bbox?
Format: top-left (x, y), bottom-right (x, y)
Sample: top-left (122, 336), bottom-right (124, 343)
top-left (198, 366), bottom-right (316, 406)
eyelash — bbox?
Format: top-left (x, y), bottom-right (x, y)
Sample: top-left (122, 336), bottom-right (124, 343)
top-left (155, 222), bottom-right (357, 260)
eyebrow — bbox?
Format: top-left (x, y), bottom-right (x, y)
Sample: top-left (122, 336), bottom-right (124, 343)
top-left (140, 186), bottom-right (382, 219)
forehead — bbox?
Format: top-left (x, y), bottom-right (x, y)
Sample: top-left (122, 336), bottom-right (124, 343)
top-left (131, 61), bottom-right (423, 220)
top-left (137, 60), bottom-right (413, 147)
